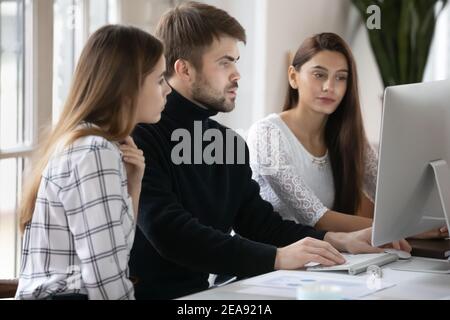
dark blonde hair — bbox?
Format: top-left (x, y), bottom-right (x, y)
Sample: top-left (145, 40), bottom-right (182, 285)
top-left (285, 33), bottom-right (367, 214)
top-left (156, 1), bottom-right (246, 77)
top-left (19, 25), bottom-right (164, 232)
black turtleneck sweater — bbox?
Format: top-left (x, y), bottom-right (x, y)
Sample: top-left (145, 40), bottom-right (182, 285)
top-left (129, 90), bottom-right (326, 300)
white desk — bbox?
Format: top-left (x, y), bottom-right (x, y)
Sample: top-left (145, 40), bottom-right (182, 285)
top-left (180, 257), bottom-right (450, 300)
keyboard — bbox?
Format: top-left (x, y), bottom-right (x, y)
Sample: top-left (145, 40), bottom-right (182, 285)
top-left (306, 253), bottom-right (399, 275)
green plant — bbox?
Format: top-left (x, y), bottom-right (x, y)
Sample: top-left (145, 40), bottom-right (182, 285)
top-left (352, 0), bottom-right (448, 87)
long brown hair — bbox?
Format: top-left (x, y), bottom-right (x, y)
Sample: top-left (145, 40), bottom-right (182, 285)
top-left (284, 33), bottom-right (366, 214)
top-left (19, 25), bottom-right (163, 232)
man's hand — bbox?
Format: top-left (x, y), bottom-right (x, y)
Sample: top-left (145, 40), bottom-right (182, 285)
top-left (274, 228), bottom-right (413, 271)
top-left (410, 226), bottom-right (449, 240)
top-left (274, 237), bottom-right (346, 270)
top-left (324, 228), bottom-right (412, 254)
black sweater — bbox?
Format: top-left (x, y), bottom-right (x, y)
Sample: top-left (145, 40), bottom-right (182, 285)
top-left (129, 90), bottom-right (326, 299)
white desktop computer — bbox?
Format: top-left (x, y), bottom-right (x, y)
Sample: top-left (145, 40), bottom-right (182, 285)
top-left (372, 80), bottom-right (450, 272)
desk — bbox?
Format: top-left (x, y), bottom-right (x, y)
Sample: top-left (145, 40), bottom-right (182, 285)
top-left (180, 257), bottom-right (450, 300)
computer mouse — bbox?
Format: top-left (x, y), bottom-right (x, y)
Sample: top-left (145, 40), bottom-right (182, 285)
top-left (384, 249), bottom-right (412, 260)
top-left (304, 262), bottom-right (321, 268)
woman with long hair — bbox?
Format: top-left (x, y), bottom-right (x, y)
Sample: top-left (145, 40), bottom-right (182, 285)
top-left (248, 33), bottom-right (447, 237)
top-left (16, 25), bottom-right (171, 300)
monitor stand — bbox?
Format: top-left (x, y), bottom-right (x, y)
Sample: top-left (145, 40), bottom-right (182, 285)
top-left (392, 161), bottom-right (450, 274)
top-left (430, 160), bottom-right (450, 242)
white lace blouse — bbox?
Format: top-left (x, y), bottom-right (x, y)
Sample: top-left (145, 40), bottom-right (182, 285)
top-left (247, 114), bottom-right (378, 227)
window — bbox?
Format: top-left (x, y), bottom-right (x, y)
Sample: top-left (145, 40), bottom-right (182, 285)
top-left (424, 3), bottom-right (450, 81)
top-left (89, 0), bottom-right (118, 34)
top-left (53, 0), bottom-right (118, 121)
top-left (0, 0), bottom-right (26, 279)
top-left (0, 0), bottom-right (118, 279)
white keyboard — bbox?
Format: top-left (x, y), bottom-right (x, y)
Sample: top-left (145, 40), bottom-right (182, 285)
top-left (306, 253), bottom-right (399, 275)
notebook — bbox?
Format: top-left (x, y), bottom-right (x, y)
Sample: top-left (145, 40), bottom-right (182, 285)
top-left (306, 253), bottom-right (399, 275)
top-left (409, 239), bottom-right (450, 260)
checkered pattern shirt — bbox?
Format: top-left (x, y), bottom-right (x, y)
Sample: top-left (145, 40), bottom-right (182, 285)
top-left (16, 132), bottom-right (136, 300)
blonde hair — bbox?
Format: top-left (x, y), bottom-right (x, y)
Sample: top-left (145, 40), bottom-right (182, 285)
top-left (19, 25), bottom-right (163, 233)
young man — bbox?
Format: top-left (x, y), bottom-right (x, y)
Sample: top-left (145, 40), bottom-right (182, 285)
top-left (129, 1), bottom-right (410, 300)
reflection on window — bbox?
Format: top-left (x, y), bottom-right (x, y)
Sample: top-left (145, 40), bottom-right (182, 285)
top-left (53, 0), bottom-right (118, 122)
top-left (0, 158), bottom-right (23, 278)
top-left (89, 0), bottom-right (118, 34)
top-left (0, 0), bottom-right (24, 279)
top-left (0, 0), bottom-right (24, 150)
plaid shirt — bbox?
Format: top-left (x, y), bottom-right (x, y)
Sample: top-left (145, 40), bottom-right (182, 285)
top-left (16, 131), bottom-right (136, 300)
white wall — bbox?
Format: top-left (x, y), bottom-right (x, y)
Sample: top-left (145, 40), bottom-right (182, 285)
top-left (424, 3), bottom-right (450, 82)
top-left (349, 6), bottom-right (384, 146)
top-left (197, 0), bottom-right (260, 133)
top-left (119, 0), bottom-right (174, 33)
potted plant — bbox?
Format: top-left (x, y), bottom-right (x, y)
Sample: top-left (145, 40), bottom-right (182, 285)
top-left (352, 0), bottom-right (448, 87)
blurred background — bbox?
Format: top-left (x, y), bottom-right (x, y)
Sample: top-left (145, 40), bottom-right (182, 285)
top-left (0, 0), bottom-right (449, 279)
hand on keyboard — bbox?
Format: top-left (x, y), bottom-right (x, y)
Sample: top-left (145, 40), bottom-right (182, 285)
top-left (275, 237), bottom-right (346, 270)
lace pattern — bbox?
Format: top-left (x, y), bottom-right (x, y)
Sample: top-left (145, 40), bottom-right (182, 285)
top-left (248, 121), bottom-right (328, 226)
top-left (363, 143), bottom-right (379, 202)
top-left (248, 118), bottom-right (379, 226)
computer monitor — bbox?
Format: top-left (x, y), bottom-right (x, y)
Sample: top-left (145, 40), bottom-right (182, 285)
top-left (372, 80), bottom-right (450, 250)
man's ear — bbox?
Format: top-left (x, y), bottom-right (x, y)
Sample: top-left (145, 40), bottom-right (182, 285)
top-left (288, 66), bottom-right (299, 90)
top-left (174, 59), bottom-right (195, 82)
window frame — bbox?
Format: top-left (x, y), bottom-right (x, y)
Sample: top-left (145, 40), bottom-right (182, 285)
top-left (0, 0), bottom-right (119, 278)
top-left (0, 0), bottom-right (53, 278)
top-left (52, 0), bottom-right (118, 121)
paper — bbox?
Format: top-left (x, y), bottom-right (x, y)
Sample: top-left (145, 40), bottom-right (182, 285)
top-left (237, 287), bottom-right (295, 299)
top-left (242, 270), bottom-right (395, 300)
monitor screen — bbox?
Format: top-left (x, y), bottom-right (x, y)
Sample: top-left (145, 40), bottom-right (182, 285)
top-left (372, 80), bottom-right (450, 247)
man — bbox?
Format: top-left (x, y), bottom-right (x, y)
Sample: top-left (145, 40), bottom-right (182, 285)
top-left (129, 1), bottom-right (410, 300)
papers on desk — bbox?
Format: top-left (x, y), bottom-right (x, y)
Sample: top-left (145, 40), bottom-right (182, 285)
top-left (241, 270), bottom-right (395, 300)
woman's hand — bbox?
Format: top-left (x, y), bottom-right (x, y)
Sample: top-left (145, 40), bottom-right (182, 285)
top-left (119, 136), bottom-right (145, 218)
top-left (410, 226), bottom-right (449, 240)
top-left (324, 228), bottom-right (412, 254)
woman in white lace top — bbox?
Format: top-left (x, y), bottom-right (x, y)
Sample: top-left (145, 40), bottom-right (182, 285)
top-left (248, 33), bottom-right (449, 239)
top-left (248, 33), bottom-right (379, 232)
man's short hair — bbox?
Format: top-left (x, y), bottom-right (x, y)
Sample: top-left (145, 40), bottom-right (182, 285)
top-left (156, 1), bottom-right (246, 77)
